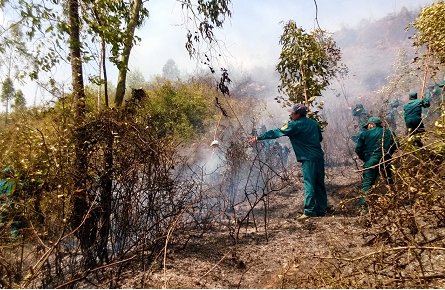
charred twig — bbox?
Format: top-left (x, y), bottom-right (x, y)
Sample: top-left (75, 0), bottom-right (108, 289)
top-left (199, 248), bottom-right (233, 279)
top-left (54, 254), bottom-right (137, 289)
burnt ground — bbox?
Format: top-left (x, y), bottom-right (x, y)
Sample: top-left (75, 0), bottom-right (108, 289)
top-left (120, 165), bottom-right (377, 289)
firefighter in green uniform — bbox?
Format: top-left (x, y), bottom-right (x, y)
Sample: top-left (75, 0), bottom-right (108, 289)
top-left (425, 83), bottom-right (442, 102)
top-left (424, 85), bottom-right (438, 119)
top-left (355, 117), bottom-right (398, 211)
top-left (403, 91), bottom-right (430, 147)
top-left (350, 104), bottom-right (368, 143)
top-left (0, 167), bottom-right (19, 237)
top-left (425, 83), bottom-right (443, 118)
top-left (385, 95), bottom-right (400, 132)
top-left (248, 103), bottom-right (327, 219)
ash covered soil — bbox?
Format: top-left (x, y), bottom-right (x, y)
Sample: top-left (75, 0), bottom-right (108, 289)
top-left (121, 165), bottom-right (375, 289)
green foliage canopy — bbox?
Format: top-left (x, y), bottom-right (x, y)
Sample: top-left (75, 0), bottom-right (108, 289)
top-left (1, 77), bottom-right (15, 107)
top-left (276, 21), bottom-right (342, 128)
top-left (82, 0), bottom-right (149, 66)
top-left (411, 2), bottom-right (445, 64)
top-left (13, 89), bottom-right (26, 109)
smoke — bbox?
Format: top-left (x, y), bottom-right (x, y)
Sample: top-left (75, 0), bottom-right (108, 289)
top-left (172, 3), bottom-right (438, 218)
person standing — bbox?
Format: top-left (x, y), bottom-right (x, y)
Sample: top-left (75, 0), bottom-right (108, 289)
top-left (355, 117), bottom-right (398, 211)
top-left (270, 141), bottom-right (283, 170)
top-left (385, 95), bottom-right (400, 132)
top-left (248, 103), bottom-right (327, 219)
top-left (281, 145), bottom-right (291, 167)
top-left (403, 91), bottom-right (430, 147)
top-left (424, 85), bottom-right (438, 120)
top-left (350, 103), bottom-right (368, 143)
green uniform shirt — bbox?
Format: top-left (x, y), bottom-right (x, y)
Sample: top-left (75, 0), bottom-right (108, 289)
top-left (257, 116), bottom-right (324, 162)
top-left (403, 96), bottom-right (430, 123)
top-left (351, 107), bottom-right (368, 131)
top-left (355, 126), bottom-right (397, 167)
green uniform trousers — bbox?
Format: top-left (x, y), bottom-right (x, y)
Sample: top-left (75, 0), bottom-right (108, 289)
top-left (301, 158), bottom-right (327, 216)
top-left (405, 117), bottom-right (425, 135)
top-left (360, 158), bottom-right (393, 207)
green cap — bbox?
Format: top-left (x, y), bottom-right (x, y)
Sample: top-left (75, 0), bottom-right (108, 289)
top-left (363, 116), bottom-right (381, 129)
top-left (409, 92), bottom-right (417, 99)
top-left (439, 80), bottom-right (445, 88)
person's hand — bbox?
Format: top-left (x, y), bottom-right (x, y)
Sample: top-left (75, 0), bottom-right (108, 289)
top-left (248, 137), bottom-right (258, 144)
top-left (348, 106), bottom-right (352, 110)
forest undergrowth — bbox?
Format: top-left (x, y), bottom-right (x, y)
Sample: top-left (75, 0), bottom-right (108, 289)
top-left (1, 90), bottom-right (445, 288)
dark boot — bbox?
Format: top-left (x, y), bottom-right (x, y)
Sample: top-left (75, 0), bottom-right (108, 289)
top-left (412, 138), bottom-right (423, 147)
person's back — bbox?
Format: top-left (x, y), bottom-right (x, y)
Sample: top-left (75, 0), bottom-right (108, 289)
top-left (404, 92), bottom-right (430, 122)
top-left (288, 117), bottom-right (324, 160)
top-left (355, 126), bottom-right (397, 166)
top-left (404, 99), bottom-right (429, 120)
top-left (403, 91), bottom-right (430, 138)
top-left (355, 117), bottom-right (398, 210)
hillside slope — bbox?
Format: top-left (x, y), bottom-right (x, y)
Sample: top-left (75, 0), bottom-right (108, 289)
top-left (332, 6), bottom-right (419, 97)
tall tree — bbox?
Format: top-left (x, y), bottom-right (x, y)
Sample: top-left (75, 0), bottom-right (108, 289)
top-left (80, 0), bottom-right (150, 106)
top-left (162, 59), bottom-right (180, 80)
top-left (114, 0), bottom-right (144, 106)
top-left (276, 21), bottom-right (342, 127)
top-left (12, 89), bottom-right (26, 110)
top-left (126, 68), bottom-right (146, 88)
top-left (2, 0), bottom-right (233, 276)
top-left (1, 77), bottom-right (15, 124)
top-left (183, 0), bottom-right (232, 97)
top-left (67, 0), bottom-right (96, 266)
top-left (0, 23), bottom-right (35, 123)
top-left (0, 23), bottom-right (34, 82)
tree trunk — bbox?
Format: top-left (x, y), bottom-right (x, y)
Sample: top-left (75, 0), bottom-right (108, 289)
top-left (97, 133), bottom-right (113, 264)
top-left (68, 0), bottom-right (85, 122)
top-left (102, 39), bottom-right (109, 107)
top-left (114, 0), bottom-right (142, 106)
top-left (68, 0), bottom-right (96, 265)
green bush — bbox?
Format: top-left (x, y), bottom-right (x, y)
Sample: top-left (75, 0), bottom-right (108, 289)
top-left (141, 78), bottom-right (220, 140)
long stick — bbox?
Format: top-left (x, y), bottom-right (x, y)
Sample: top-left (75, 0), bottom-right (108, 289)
top-left (300, 64), bottom-right (309, 110)
top-left (421, 44), bottom-right (431, 99)
top-left (214, 112), bottom-right (223, 140)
